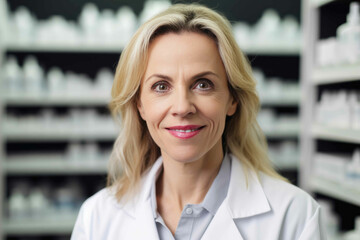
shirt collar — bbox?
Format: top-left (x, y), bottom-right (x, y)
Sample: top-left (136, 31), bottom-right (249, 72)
top-left (121, 153), bottom-right (271, 219)
top-left (201, 153), bottom-right (231, 215)
top-left (150, 154), bottom-right (231, 218)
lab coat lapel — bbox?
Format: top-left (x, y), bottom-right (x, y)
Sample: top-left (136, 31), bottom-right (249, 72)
top-left (201, 202), bottom-right (244, 240)
top-left (202, 154), bottom-right (271, 240)
top-left (121, 158), bottom-right (163, 240)
top-left (227, 155), bottom-right (271, 218)
top-left (131, 198), bottom-right (159, 240)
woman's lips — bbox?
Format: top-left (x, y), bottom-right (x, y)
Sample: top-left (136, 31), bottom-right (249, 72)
top-left (166, 125), bottom-right (205, 139)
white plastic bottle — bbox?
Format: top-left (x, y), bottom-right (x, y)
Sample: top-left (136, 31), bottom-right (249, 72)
top-left (8, 183), bottom-right (30, 219)
top-left (116, 6), bottom-right (138, 47)
top-left (345, 149), bottom-right (360, 188)
top-left (3, 56), bottom-right (22, 94)
top-left (47, 67), bottom-right (65, 96)
top-left (79, 3), bottom-right (100, 43)
top-left (349, 92), bottom-right (360, 129)
top-left (23, 56), bottom-right (45, 94)
top-left (28, 187), bottom-right (49, 218)
top-left (337, 2), bottom-right (360, 64)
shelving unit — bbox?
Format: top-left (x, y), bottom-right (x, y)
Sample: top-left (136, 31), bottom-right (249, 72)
top-left (309, 176), bottom-right (360, 207)
top-left (0, 0), bottom-right (302, 239)
top-left (3, 214), bottom-right (77, 235)
top-left (301, 0), bottom-right (360, 234)
top-left (4, 40), bottom-right (301, 56)
top-left (264, 129), bottom-right (299, 138)
top-left (312, 64), bottom-right (360, 84)
top-left (4, 157), bottom-right (108, 175)
top-left (3, 130), bottom-right (117, 141)
top-left (312, 125), bottom-right (360, 144)
top-left (0, 0), bottom-right (8, 237)
top-left (3, 93), bottom-right (110, 106)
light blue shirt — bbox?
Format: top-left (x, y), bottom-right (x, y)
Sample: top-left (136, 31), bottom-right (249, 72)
top-left (150, 154), bottom-right (231, 240)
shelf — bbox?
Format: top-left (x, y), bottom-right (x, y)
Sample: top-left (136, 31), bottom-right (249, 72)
top-left (4, 158), bottom-right (108, 175)
top-left (2, 94), bottom-right (299, 107)
top-left (260, 98), bottom-right (299, 107)
top-left (264, 129), bottom-right (299, 138)
top-left (5, 40), bottom-right (300, 55)
top-left (309, 176), bottom-right (360, 206)
top-left (312, 64), bottom-right (360, 85)
top-left (3, 214), bottom-right (77, 235)
top-left (2, 93), bottom-right (110, 106)
top-left (3, 129), bottom-right (118, 141)
top-left (5, 42), bottom-right (124, 53)
top-left (312, 125), bottom-right (360, 144)
top-left (242, 44), bottom-right (301, 56)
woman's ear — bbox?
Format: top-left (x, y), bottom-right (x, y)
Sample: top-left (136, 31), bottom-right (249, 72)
top-left (227, 98), bottom-right (237, 116)
top-left (137, 101), bottom-right (146, 120)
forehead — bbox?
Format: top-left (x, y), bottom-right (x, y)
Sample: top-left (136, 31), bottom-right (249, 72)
top-left (145, 31), bottom-right (226, 77)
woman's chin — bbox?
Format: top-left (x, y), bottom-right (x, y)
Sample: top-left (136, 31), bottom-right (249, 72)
top-left (161, 149), bottom-right (206, 164)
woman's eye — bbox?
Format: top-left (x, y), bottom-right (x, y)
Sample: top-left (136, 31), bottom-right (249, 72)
top-left (194, 79), bottom-right (213, 90)
top-left (152, 82), bottom-right (170, 92)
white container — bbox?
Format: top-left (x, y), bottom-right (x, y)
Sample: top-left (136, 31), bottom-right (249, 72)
top-left (3, 56), bottom-right (22, 94)
top-left (84, 142), bottom-right (100, 162)
top-left (139, 0), bottom-right (172, 24)
top-left (281, 15), bottom-right (300, 47)
top-left (66, 142), bottom-right (82, 162)
top-left (232, 22), bottom-right (252, 49)
top-left (345, 149), bottom-right (360, 189)
top-left (47, 67), bottom-right (65, 95)
top-left (95, 68), bottom-right (114, 95)
top-left (337, 2), bottom-right (360, 64)
top-left (8, 183), bottom-right (30, 219)
top-left (12, 6), bottom-right (36, 43)
top-left (116, 6), bottom-right (138, 47)
top-left (28, 188), bottom-right (50, 218)
top-left (317, 200), bottom-right (340, 238)
top-left (98, 9), bottom-right (116, 43)
top-left (253, 9), bottom-right (281, 47)
top-left (349, 92), bottom-right (360, 129)
top-left (79, 3), bottom-right (100, 43)
top-left (257, 109), bottom-right (276, 132)
top-left (23, 56), bottom-right (44, 94)
top-left (314, 152), bottom-right (348, 181)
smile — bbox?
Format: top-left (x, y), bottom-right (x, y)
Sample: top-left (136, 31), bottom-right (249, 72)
top-left (166, 125), bottom-right (205, 139)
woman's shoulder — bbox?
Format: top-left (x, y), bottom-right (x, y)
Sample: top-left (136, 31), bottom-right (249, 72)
top-left (260, 172), bottom-right (317, 203)
top-left (259, 172), bottom-right (320, 217)
top-left (79, 187), bottom-right (122, 215)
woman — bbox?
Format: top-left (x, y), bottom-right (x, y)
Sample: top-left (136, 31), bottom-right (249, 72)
top-left (71, 4), bottom-right (325, 240)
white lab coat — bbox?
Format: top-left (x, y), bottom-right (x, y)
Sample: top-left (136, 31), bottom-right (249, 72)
top-left (71, 154), bottom-right (326, 240)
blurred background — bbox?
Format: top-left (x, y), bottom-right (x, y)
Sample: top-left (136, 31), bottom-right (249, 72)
top-left (0, 0), bottom-right (359, 239)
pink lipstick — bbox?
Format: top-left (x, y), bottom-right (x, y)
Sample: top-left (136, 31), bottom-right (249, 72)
top-left (166, 125), bottom-right (204, 139)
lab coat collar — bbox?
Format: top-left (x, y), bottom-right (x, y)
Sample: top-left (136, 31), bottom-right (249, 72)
top-left (120, 154), bottom-right (271, 220)
top-left (226, 154), bottom-right (271, 219)
top-left (120, 157), bottom-right (163, 218)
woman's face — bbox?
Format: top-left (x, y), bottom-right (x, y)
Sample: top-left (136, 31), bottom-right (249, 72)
top-left (138, 31), bottom-right (237, 164)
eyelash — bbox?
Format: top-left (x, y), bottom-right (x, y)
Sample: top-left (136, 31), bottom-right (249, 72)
top-left (193, 79), bottom-right (214, 91)
top-left (152, 81), bottom-right (170, 93)
top-left (151, 79), bottom-right (214, 93)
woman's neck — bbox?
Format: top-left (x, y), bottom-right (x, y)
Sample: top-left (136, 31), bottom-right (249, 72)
top-left (157, 149), bottom-right (224, 210)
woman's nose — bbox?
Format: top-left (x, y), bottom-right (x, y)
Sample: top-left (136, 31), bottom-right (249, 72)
top-left (170, 87), bottom-right (196, 117)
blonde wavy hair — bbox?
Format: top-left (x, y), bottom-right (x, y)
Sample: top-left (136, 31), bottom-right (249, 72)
top-left (108, 3), bottom-right (286, 201)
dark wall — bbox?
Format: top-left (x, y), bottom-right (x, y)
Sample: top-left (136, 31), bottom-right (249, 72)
top-left (7, 0), bottom-right (301, 23)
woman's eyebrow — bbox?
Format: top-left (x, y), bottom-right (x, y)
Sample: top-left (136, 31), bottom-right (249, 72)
top-left (191, 71), bottom-right (219, 80)
top-left (145, 71), bottom-right (219, 83)
top-left (145, 74), bottom-right (171, 83)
